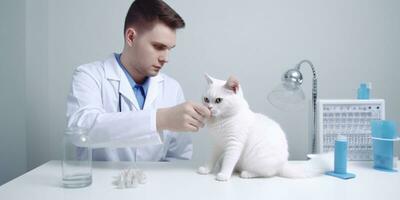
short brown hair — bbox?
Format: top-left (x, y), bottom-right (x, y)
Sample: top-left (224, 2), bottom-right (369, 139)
top-left (124, 0), bottom-right (185, 33)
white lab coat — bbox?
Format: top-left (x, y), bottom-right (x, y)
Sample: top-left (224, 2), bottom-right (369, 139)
top-left (66, 54), bottom-right (192, 161)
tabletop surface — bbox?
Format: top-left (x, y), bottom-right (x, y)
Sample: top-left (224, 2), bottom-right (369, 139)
top-left (0, 160), bottom-right (399, 200)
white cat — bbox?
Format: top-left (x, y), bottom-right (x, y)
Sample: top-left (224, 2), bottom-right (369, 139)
top-left (197, 74), bottom-right (330, 181)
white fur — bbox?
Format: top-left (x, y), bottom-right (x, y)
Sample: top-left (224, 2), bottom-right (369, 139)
top-left (198, 74), bottom-right (331, 181)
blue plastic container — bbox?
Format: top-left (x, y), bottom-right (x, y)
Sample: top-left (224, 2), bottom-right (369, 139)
top-left (371, 120), bottom-right (399, 172)
top-left (357, 83), bottom-right (370, 99)
top-left (325, 135), bottom-right (355, 179)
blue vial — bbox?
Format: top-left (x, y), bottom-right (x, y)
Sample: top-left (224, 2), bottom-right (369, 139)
top-left (357, 83), bottom-right (370, 99)
top-left (334, 135), bottom-right (348, 174)
top-left (325, 135), bottom-right (356, 179)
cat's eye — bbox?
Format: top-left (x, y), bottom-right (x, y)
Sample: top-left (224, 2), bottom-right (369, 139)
top-left (204, 97), bottom-right (210, 103)
top-left (215, 98), bottom-right (223, 104)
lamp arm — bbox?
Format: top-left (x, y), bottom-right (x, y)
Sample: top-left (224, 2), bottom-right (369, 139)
top-left (296, 60), bottom-right (318, 154)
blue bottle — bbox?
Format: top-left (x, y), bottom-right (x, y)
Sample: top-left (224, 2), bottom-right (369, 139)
top-left (371, 120), bottom-right (399, 172)
top-left (326, 135), bottom-right (356, 179)
top-left (357, 83), bottom-right (370, 99)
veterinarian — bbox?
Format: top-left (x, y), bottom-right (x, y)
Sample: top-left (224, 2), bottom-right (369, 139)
top-left (66, 0), bottom-right (210, 161)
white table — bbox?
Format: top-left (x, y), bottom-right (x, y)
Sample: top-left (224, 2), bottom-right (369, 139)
top-left (0, 160), bottom-right (399, 200)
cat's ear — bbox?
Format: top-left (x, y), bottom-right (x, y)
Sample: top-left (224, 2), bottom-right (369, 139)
top-left (204, 73), bottom-right (215, 85)
top-left (224, 76), bottom-right (240, 94)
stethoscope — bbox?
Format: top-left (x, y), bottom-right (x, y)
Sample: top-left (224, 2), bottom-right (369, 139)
top-left (118, 85), bottom-right (145, 112)
top-left (118, 92), bottom-right (122, 112)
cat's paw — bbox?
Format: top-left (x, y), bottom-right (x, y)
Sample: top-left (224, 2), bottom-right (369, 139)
top-left (197, 166), bottom-right (211, 175)
top-left (215, 173), bottom-right (230, 181)
top-left (240, 171), bottom-right (257, 179)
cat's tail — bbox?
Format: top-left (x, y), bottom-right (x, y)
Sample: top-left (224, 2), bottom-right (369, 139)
top-left (278, 152), bottom-right (333, 178)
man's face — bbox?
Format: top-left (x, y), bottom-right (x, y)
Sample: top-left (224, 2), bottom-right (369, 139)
top-left (128, 22), bottom-right (176, 78)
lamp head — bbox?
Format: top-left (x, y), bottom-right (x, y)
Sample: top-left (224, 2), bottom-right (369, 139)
top-left (267, 59), bottom-right (318, 153)
top-left (282, 68), bottom-right (303, 90)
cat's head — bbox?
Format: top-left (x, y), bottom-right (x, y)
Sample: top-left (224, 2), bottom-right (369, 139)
top-left (202, 74), bottom-right (248, 118)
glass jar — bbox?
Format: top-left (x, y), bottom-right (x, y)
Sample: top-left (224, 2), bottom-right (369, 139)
top-left (62, 127), bottom-right (92, 188)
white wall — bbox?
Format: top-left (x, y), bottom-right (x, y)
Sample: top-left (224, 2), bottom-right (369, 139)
top-left (0, 0), bottom-right (27, 185)
top-left (25, 0), bottom-right (50, 171)
top-left (1, 0), bottom-right (400, 180)
top-left (168, 0), bottom-right (400, 160)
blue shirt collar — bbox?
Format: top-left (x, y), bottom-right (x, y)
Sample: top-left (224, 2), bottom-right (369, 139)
top-left (114, 53), bottom-right (149, 95)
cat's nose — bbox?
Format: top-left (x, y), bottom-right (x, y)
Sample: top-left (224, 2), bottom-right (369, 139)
top-left (207, 105), bottom-right (213, 110)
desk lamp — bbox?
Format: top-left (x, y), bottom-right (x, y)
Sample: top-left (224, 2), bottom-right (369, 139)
top-left (267, 60), bottom-right (318, 153)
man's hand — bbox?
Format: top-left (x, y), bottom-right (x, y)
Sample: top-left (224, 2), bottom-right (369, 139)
top-left (156, 101), bottom-right (211, 132)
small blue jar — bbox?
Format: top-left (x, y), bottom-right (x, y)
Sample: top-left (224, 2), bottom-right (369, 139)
top-left (357, 83), bottom-right (370, 99)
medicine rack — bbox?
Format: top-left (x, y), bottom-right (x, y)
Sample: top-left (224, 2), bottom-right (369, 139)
top-left (316, 99), bottom-right (385, 160)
